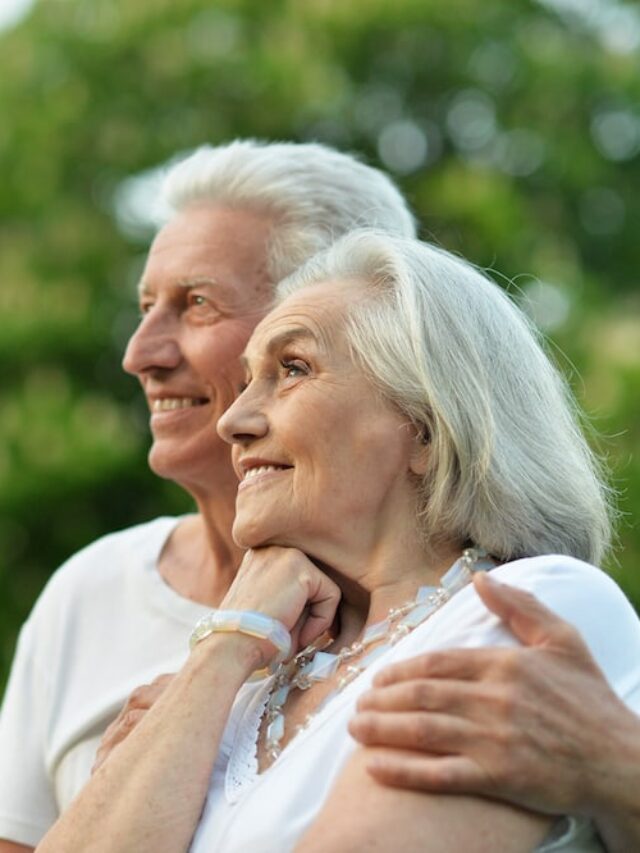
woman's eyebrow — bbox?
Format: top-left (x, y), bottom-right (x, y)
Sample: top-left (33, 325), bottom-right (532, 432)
top-left (266, 327), bottom-right (317, 351)
top-left (240, 327), bottom-right (318, 370)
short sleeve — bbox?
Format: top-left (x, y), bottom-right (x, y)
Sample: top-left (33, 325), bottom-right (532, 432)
top-left (0, 617), bottom-right (58, 846)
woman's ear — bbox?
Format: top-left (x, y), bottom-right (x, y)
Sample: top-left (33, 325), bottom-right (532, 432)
top-left (409, 426), bottom-right (430, 476)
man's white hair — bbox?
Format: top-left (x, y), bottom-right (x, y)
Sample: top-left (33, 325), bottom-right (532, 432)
top-left (162, 140), bottom-right (417, 282)
top-left (278, 230), bottom-right (612, 565)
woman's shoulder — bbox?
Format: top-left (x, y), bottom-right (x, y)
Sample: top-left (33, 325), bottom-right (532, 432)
top-left (492, 553), bottom-right (637, 634)
top-left (386, 553), bottom-right (640, 700)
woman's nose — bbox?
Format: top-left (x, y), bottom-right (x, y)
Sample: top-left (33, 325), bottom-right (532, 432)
top-left (122, 311), bottom-right (182, 376)
top-left (217, 386), bottom-right (269, 446)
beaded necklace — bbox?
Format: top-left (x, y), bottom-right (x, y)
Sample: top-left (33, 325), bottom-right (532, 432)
top-left (263, 547), bottom-right (494, 761)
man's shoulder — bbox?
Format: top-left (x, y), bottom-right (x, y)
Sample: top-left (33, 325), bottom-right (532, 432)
top-left (36, 515), bottom-right (182, 608)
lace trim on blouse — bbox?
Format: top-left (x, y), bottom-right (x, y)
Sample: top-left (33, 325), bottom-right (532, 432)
top-left (225, 679), bottom-right (273, 804)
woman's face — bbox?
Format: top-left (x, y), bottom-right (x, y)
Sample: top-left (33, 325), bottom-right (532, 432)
top-left (217, 279), bottom-right (424, 559)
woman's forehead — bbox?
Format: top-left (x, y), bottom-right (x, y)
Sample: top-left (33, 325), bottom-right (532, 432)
top-left (245, 278), bottom-right (367, 358)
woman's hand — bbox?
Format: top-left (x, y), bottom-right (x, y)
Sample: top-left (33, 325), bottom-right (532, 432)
top-left (220, 546), bottom-right (341, 656)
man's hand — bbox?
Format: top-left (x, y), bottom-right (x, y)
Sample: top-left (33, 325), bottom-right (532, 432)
top-left (349, 571), bottom-right (640, 849)
top-left (92, 674), bottom-right (175, 773)
top-left (92, 546), bottom-right (340, 774)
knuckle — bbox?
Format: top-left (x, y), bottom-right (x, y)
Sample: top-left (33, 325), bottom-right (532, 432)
top-left (151, 673), bottom-right (173, 690)
top-left (551, 621), bottom-right (582, 649)
top-left (495, 648), bottom-right (523, 679)
top-left (494, 687), bottom-right (518, 720)
top-left (419, 651), bottom-right (443, 675)
top-left (127, 686), bottom-right (150, 707)
top-left (411, 681), bottom-right (434, 709)
top-left (410, 717), bottom-right (432, 749)
top-left (121, 708), bottom-right (144, 730)
top-left (357, 713), bottom-right (380, 741)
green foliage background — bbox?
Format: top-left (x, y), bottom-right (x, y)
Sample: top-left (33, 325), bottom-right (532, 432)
top-left (1, 0), bottom-right (639, 690)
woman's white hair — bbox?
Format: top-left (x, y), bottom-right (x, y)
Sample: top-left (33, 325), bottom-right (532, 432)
top-left (277, 230), bottom-right (612, 565)
top-left (162, 140), bottom-right (416, 282)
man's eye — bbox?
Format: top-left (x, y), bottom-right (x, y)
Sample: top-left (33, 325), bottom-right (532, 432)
top-left (139, 301), bottom-right (154, 316)
top-left (189, 294), bottom-right (208, 307)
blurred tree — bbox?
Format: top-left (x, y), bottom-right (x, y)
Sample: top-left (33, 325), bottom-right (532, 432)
top-left (1, 0), bottom-right (639, 688)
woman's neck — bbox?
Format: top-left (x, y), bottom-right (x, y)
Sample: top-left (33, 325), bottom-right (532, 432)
top-left (321, 539), bottom-right (464, 651)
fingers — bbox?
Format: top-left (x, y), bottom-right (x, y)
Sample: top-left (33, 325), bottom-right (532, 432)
top-left (372, 647), bottom-right (500, 687)
top-left (357, 679), bottom-right (478, 717)
top-left (126, 673), bottom-right (175, 710)
top-left (473, 573), bottom-right (586, 652)
top-left (225, 547), bottom-right (341, 648)
top-left (298, 569), bottom-right (342, 648)
top-left (362, 748), bottom-right (486, 795)
top-left (93, 708), bottom-right (146, 773)
top-left (349, 709), bottom-right (474, 754)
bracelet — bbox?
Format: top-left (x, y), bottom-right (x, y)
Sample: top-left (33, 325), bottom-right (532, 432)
top-left (189, 609), bottom-right (292, 673)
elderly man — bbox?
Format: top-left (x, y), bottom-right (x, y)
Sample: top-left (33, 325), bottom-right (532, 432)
top-left (0, 139), bottom-right (638, 853)
top-left (0, 139), bottom-right (416, 849)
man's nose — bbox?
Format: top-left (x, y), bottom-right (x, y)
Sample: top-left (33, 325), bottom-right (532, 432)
top-left (122, 311), bottom-right (182, 376)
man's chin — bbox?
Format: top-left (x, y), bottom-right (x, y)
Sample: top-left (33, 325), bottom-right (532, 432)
top-left (146, 444), bottom-right (202, 484)
top-left (147, 439), bottom-right (236, 494)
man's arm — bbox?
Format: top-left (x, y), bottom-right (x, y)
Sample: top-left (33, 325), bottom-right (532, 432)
top-left (350, 571), bottom-right (640, 852)
top-left (0, 843), bottom-right (34, 853)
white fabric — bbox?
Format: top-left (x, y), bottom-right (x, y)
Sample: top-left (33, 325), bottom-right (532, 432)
top-left (189, 555), bottom-right (640, 853)
top-left (0, 515), bottom-right (211, 847)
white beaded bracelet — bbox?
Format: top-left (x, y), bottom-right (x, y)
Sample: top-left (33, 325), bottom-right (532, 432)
top-left (189, 609), bottom-right (292, 672)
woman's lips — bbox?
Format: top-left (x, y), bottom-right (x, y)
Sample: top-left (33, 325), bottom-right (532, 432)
top-left (237, 464), bottom-right (292, 490)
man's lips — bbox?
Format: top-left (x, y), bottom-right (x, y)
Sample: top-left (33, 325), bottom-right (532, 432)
top-left (149, 396), bottom-right (209, 413)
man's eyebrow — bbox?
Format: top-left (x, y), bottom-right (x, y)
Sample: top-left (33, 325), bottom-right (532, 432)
top-left (136, 276), bottom-right (224, 298)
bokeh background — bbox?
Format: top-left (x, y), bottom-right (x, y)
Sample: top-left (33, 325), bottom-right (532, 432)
top-left (1, 0), bottom-right (639, 691)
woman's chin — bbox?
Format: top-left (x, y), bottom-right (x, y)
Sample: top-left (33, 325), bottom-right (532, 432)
top-left (232, 520), bottom-right (300, 552)
top-left (231, 520), bottom-right (274, 551)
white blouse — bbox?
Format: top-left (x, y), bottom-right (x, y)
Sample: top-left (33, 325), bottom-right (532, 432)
top-left (189, 555), bottom-right (640, 852)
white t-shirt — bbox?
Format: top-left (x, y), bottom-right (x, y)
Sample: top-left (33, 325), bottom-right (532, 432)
top-left (0, 515), bottom-right (210, 847)
top-left (189, 555), bottom-right (640, 853)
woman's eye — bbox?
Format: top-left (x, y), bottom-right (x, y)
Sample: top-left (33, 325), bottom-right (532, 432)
top-left (139, 301), bottom-right (154, 316)
top-left (281, 359), bottom-right (308, 379)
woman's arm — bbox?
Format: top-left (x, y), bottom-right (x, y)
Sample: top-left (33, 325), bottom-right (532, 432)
top-left (36, 546), bottom-right (340, 853)
top-left (297, 747), bottom-right (551, 852)
top-left (37, 633), bottom-right (259, 853)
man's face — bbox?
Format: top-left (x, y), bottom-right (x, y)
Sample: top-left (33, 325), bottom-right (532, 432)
top-left (122, 204), bottom-right (274, 495)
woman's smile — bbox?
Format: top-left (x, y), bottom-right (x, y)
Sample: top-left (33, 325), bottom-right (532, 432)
top-left (237, 460), bottom-right (294, 492)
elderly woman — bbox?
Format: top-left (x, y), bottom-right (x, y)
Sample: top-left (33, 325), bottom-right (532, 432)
top-left (37, 231), bottom-right (640, 852)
